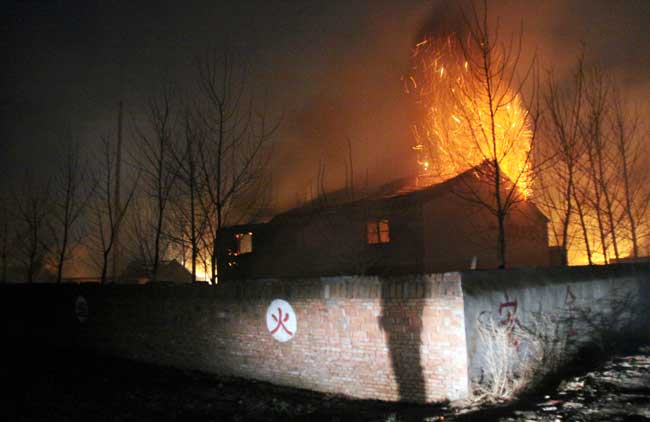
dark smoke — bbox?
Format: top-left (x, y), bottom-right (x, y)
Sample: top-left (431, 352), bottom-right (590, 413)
top-left (413, 2), bottom-right (466, 45)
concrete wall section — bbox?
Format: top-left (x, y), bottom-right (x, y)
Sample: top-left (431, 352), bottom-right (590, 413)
top-left (460, 264), bottom-right (650, 383)
top-left (0, 273), bottom-right (469, 403)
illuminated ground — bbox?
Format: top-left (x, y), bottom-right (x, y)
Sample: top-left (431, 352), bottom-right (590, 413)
top-left (2, 347), bottom-right (649, 421)
top-left (0, 348), bottom-right (444, 422)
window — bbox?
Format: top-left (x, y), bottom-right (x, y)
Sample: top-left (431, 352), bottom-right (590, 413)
top-left (234, 232), bottom-right (253, 255)
top-left (367, 219), bottom-right (390, 244)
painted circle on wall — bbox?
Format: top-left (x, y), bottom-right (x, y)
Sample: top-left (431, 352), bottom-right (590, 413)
top-left (265, 299), bottom-right (297, 342)
top-left (75, 295), bottom-right (89, 323)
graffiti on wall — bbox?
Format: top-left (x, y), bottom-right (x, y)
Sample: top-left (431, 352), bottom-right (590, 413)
top-left (564, 285), bottom-right (578, 337)
top-left (498, 296), bottom-right (520, 347)
top-left (494, 286), bottom-right (582, 349)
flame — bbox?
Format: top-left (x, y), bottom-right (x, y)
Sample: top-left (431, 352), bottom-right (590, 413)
top-left (408, 37), bottom-right (647, 266)
top-left (559, 212), bottom-right (639, 266)
top-left (169, 243), bottom-right (214, 283)
top-left (570, 237), bottom-right (634, 266)
top-left (409, 36), bottom-right (533, 199)
top-left (192, 263), bottom-right (213, 283)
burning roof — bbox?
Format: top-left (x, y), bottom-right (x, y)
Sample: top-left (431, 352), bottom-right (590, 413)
top-left (272, 162), bottom-right (547, 224)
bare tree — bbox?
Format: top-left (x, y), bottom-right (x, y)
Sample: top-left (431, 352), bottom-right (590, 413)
top-left (195, 50), bottom-right (278, 284)
top-left (13, 174), bottom-right (51, 283)
top-left (47, 134), bottom-right (94, 283)
top-left (572, 179), bottom-right (594, 265)
top-left (410, 1), bottom-right (539, 268)
top-left (538, 57), bottom-right (586, 265)
top-left (0, 193), bottom-right (13, 283)
top-left (168, 108), bottom-right (208, 283)
top-left (132, 86), bottom-right (180, 281)
top-left (127, 197), bottom-right (157, 272)
top-left (540, 57), bottom-right (649, 265)
top-left (610, 88), bottom-right (649, 259)
top-left (581, 67), bottom-right (620, 262)
top-left (89, 137), bottom-right (138, 284)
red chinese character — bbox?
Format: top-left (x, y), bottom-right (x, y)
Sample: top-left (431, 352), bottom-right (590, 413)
top-left (270, 307), bottom-right (293, 336)
top-left (565, 286), bottom-right (576, 305)
top-left (499, 300), bottom-right (518, 325)
top-left (499, 300), bottom-right (519, 347)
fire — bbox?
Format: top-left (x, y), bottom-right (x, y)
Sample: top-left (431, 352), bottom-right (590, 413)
top-left (570, 235), bottom-right (635, 266)
top-left (408, 36), bottom-right (533, 198)
top-left (193, 263), bottom-right (213, 283)
top-left (172, 246), bottom-right (213, 283)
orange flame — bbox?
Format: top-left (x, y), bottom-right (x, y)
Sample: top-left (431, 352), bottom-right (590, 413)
top-left (409, 36), bottom-right (533, 198)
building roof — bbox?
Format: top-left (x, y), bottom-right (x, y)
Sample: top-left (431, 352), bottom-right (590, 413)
top-left (234, 162), bottom-right (548, 228)
top-left (121, 259), bottom-right (192, 283)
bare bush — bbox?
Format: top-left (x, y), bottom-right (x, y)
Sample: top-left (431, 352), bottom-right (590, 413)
top-left (474, 310), bottom-right (569, 402)
top-left (475, 312), bottom-right (533, 400)
top-left (474, 288), bottom-right (646, 403)
top-left (570, 290), bottom-right (642, 354)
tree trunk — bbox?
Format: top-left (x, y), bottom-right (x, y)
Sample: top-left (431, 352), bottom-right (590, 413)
top-left (101, 250), bottom-right (109, 284)
top-left (559, 171), bottom-right (574, 266)
top-left (573, 185), bottom-right (593, 265)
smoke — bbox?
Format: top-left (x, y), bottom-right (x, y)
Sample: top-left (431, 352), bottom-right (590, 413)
top-left (413, 2), bottom-right (466, 44)
top-left (268, 1), bottom-right (432, 210)
top-left (3, 0), bottom-right (650, 215)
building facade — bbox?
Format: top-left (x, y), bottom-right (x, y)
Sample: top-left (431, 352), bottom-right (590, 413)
top-left (217, 167), bottom-right (551, 281)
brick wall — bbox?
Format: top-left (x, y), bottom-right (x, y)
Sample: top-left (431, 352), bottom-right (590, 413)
top-left (4, 264), bottom-right (645, 404)
top-left (0, 273), bottom-right (469, 403)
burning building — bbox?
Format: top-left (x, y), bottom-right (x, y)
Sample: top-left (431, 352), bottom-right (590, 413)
top-left (216, 25), bottom-right (552, 282)
top-left (216, 163), bottom-right (552, 282)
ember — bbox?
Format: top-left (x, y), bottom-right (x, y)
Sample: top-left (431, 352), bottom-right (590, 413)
top-left (407, 36), bottom-right (533, 199)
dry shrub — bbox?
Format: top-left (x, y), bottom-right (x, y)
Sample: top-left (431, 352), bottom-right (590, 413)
top-left (474, 289), bottom-right (646, 402)
top-left (474, 310), bottom-right (568, 402)
top-left (571, 291), bottom-right (640, 352)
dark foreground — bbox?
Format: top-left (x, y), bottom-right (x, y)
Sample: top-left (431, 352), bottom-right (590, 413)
top-left (2, 347), bottom-right (650, 422)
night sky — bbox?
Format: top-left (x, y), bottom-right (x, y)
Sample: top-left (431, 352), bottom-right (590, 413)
top-left (3, 0), bottom-right (650, 209)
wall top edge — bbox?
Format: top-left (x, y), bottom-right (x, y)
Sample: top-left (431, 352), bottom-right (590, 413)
top-left (459, 262), bottom-right (650, 294)
top-left (0, 272), bottom-right (464, 300)
top-left (3, 263), bottom-right (646, 300)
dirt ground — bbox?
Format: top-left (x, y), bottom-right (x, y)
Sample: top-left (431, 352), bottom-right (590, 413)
top-left (2, 346), bottom-right (650, 422)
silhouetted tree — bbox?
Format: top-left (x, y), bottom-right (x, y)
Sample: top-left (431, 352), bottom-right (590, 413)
top-left (581, 67), bottom-right (618, 262)
top-left (48, 134), bottom-right (94, 283)
top-left (538, 56), bottom-right (586, 265)
top-left (89, 137), bottom-right (138, 284)
top-left (168, 108), bottom-right (208, 283)
top-left (195, 49), bottom-right (279, 284)
top-left (0, 193), bottom-right (13, 283)
top-left (539, 58), bottom-right (649, 264)
top-left (410, 1), bottom-right (539, 268)
top-left (610, 87), bottom-right (649, 259)
top-left (14, 174), bottom-right (51, 283)
top-left (132, 86), bottom-right (180, 281)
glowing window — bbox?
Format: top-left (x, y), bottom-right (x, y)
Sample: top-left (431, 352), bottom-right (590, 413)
top-left (234, 232), bottom-right (253, 254)
top-left (367, 219), bottom-right (390, 244)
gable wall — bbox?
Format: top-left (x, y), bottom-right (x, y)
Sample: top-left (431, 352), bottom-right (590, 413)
top-left (421, 190), bottom-right (550, 272)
